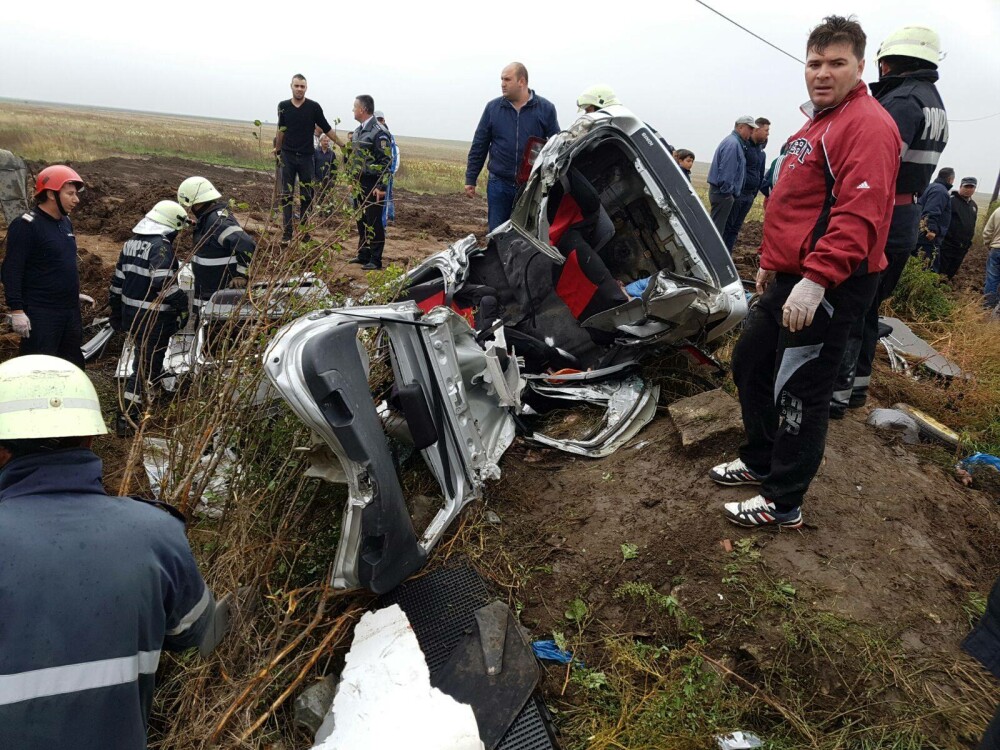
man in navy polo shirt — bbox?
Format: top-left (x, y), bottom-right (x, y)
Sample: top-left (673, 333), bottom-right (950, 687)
top-left (2, 165), bottom-right (93, 368)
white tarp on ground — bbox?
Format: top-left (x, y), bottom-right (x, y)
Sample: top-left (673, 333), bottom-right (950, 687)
top-left (313, 604), bottom-right (484, 750)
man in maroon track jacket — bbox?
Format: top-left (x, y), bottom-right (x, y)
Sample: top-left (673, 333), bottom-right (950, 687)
top-left (707, 15), bottom-right (901, 529)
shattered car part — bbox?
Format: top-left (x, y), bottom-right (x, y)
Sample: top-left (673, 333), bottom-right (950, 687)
top-left (264, 303), bottom-right (519, 593)
top-left (143, 435), bottom-right (238, 517)
top-left (266, 107), bottom-right (747, 593)
top-left (312, 604), bottom-right (484, 750)
top-left (879, 316), bottom-right (963, 379)
top-left (529, 376), bottom-right (660, 458)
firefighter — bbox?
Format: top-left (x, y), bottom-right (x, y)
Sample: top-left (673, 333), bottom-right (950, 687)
top-left (176, 176), bottom-right (255, 312)
top-left (108, 200), bottom-right (191, 436)
top-left (831, 25), bottom-right (948, 417)
top-left (1, 165), bottom-right (94, 367)
top-left (0, 355), bottom-right (228, 749)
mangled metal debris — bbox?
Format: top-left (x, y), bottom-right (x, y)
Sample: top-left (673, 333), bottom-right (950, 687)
top-left (264, 107), bottom-right (748, 593)
top-left (879, 316), bottom-right (963, 379)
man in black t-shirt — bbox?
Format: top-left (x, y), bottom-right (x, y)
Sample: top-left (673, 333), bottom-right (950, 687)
top-left (274, 74), bottom-right (344, 243)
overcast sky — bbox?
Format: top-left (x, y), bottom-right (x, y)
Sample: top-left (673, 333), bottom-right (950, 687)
top-left (2, 0), bottom-right (998, 191)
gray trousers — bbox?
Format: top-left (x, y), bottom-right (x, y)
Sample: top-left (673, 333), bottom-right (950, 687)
top-left (709, 186), bottom-right (736, 239)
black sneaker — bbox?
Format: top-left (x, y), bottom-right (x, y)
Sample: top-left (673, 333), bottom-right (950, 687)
top-left (723, 495), bottom-right (803, 529)
top-left (848, 392), bottom-right (867, 408)
top-left (115, 413), bottom-right (134, 439)
top-left (362, 262), bottom-right (382, 271)
top-left (348, 257), bottom-right (367, 265)
top-left (708, 458), bottom-right (765, 486)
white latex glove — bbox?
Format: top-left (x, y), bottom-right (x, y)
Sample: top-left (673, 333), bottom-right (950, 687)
top-left (9, 311), bottom-right (31, 338)
top-left (79, 293), bottom-right (95, 307)
top-left (756, 268), bottom-right (776, 295)
top-left (782, 278), bottom-right (826, 332)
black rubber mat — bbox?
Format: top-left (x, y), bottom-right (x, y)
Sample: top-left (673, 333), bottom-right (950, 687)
top-left (378, 564), bottom-right (558, 750)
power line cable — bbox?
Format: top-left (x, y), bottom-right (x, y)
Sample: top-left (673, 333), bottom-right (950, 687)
top-left (693, 2), bottom-right (1000, 126)
top-left (949, 112), bottom-right (1000, 123)
top-left (692, 0), bottom-right (804, 64)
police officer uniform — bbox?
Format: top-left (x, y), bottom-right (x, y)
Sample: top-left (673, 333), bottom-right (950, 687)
top-left (109, 225), bottom-right (188, 418)
top-left (348, 117), bottom-right (392, 270)
top-left (190, 202), bottom-right (255, 309)
top-left (1, 207), bottom-right (84, 367)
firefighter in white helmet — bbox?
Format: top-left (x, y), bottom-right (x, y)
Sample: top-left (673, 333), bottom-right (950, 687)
top-left (109, 199), bottom-right (192, 436)
top-left (0, 355), bottom-right (227, 749)
top-left (831, 25), bottom-right (947, 418)
top-left (177, 176), bottom-right (255, 314)
top-left (576, 84), bottom-right (621, 113)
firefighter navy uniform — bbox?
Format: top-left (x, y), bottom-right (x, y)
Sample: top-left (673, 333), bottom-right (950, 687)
top-left (109, 230), bottom-right (188, 414)
top-left (191, 202), bottom-right (255, 310)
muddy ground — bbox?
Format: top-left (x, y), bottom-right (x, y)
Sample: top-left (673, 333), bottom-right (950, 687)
top-left (3, 155), bottom-right (998, 745)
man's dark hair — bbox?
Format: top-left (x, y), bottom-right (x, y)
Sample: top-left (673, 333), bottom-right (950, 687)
top-left (755, 117), bottom-right (771, 127)
top-left (938, 167), bottom-right (955, 181)
top-left (509, 62), bottom-right (529, 84)
top-left (0, 435), bottom-right (90, 458)
top-left (674, 149), bottom-right (695, 161)
top-left (355, 95), bottom-right (375, 115)
top-left (292, 74), bottom-right (307, 82)
top-left (807, 15), bottom-right (866, 61)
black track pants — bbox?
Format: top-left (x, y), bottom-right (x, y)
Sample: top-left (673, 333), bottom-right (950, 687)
top-left (20, 305), bottom-right (84, 368)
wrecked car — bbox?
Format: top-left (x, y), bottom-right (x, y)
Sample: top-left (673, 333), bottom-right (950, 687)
top-left (263, 106), bottom-right (748, 593)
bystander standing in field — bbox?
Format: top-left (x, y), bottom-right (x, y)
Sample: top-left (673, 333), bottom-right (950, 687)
top-left (982, 204), bottom-right (1000, 309)
top-left (722, 117), bottom-right (769, 252)
top-left (707, 116), bottom-right (755, 239)
top-left (673, 149), bottom-right (695, 182)
top-left (915, 166), bottom-right (955, 263)
top-left (274, 74), bottom-right (344, 244)
top-left (1, 165), bottom-right (94, 367)
top-left (830, 24), bottom-right (948, 417)
top-left (313, 134), bottom-right (337, 216)
top-left (375, 111), bottom-right (400, 227)
top-left (936, 177), bottom-right (978, 279)
top-left (465, 62), bottom-right (559, 231)
top-left (709, 15), bottom-right (900, 530)
top-left (346, 96), bottom-right (392, 270)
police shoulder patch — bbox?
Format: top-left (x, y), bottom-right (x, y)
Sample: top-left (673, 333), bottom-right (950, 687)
top-left (21, 211), bottom-right (34, 222)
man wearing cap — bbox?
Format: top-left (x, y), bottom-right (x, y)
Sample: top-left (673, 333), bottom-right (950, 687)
top-left (935, 177), bottom-right (979, 279)
top-left (1, 165), bottom-right (94, 368)
top-left (274, 74), bottom-right (345, 243)
top-left (109, 200), bottom-right (191, 436)
top-left (830, 25), bottom-right (948, 417)
top-left (0, 354), bottom-right (229, 749)
top-left (465, 62), bottom-right (560, 231)
top-left (722, 117), bottom-right (770, 252)
top-left (707, 117), bottom-right (755, 240)
top-left (375, 111), bottom-right (400, 227)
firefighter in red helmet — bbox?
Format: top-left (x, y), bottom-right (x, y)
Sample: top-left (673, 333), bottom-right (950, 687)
top-left (1, 165), bottom-right (94, 367)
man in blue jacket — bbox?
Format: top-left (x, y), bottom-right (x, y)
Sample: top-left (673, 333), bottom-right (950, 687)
top-left (0, 354), bottom-right (227, 750)
top-left (464, 62), bottom-right (560, 231)
top-left (722, 117), bottom-right (769, 251)
top-left (707, 116), bottom-right (755, 240)
top-left (916, 167), bottom-right (954, 263)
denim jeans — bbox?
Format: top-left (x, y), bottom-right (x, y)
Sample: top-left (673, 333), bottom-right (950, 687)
top-left (486, 177), bottom-right (518, 231)
top-left (984, 247), bottom-right (1000, 308)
